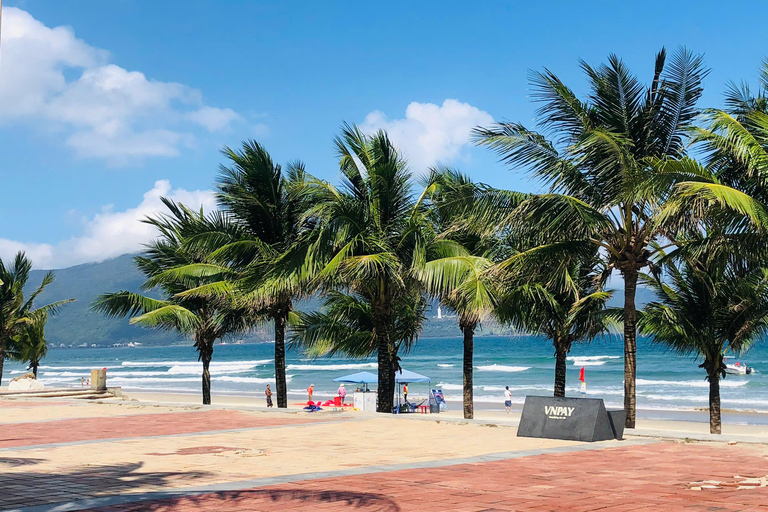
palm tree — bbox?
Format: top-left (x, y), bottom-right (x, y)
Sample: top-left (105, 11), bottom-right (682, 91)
top-left (305, 124), bottom-right (433, 412)
top-left (474, 48), bottom-right (708, 427)
top-left (420, 168), bottom-right (511, 419)
top-left (497, 253), bottom-right (614, 397)
top-left (0, 252), bottom-right (73, 385)
top-left (639, 245), bottom-right (768, 434)
top-left (204, 141), bottom-right (317, 408)
top-left (93, 200), bottom-right (260, 405)
top-left (10, 311), bottom-right (49, 377)
top-left (660, 60), bottom-right (768, 237)
top-left (291, 290), bottom-right (425, 364)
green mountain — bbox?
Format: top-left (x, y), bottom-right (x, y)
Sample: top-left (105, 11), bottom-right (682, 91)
top-left (27, 254), bottom-right (657, 348)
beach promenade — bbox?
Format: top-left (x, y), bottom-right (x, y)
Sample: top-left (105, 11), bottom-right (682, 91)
top-left (2, 397), bottom-right (768, 511)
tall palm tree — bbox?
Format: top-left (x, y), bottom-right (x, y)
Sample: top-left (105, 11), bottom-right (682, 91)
top-left (93, 199), bottom-right (260, 405)
top-left (474, 48), bottom-right (708, 427)
top-left (420, 168), bottom-right (514, 419)
top-left (0, 252), bottom-right (73, 385)
top-left (639, 245), bottom-right (768, 434)
top-left (10, 311), bottom-right (49, 377)
top-left (496, 254), bottom-right (614, 397)
top-left (305, 124), bottom-right (433, 412)
top-left (201, 141), bottom-right (318, 408)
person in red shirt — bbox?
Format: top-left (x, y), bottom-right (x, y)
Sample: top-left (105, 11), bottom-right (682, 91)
top-left (307, 383), bottom-right (314, 402)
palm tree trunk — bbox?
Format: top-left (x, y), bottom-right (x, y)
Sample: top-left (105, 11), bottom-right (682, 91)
top-left (274, 310), bottom-right (288, 408)
top-left (461, 320), bottom-right (476, 419)
top-left (200, 343), bottom-right (213, 405)
top-left (709, 373), bottom-right (721, 434)
top-left (374, 309), bottom-right (394, 413)
top-left (621, 268), bottom-right (639, 428)
top-left (0, 349), bottom-right (4, 386)
top-left (32, 364), bottom-right (38, 378)
top-left (554, 342), bottom-right (567, 398)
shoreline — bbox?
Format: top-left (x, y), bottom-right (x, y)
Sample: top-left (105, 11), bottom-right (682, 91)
top-left (122, 390), bottom-right (768, 432)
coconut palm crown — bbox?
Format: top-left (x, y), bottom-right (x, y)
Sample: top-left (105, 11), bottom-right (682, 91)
top-left (0, 252), bottom-right (73, 385)
top-left (473, 47), bottom-right (708, 427)
top-left (303, 124), bottom-right (435, 412)
top-left (92, 199), bottom-right (262, 405)
top-left (639, 242), bottom-right (768, 434)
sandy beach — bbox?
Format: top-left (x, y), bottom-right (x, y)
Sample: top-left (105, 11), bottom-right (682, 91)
top-left (120, 390), bottom-right (768, 441)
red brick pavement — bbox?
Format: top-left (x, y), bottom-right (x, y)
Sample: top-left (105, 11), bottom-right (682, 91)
top-left (0, 410), bottom-right (336, 448)
top-left (82, 442), bottom-right (768, 511)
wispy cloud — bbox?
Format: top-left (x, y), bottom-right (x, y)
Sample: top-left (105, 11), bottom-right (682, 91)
top-left (0, 8), bottom-right (247, 164)
top-left (0, 181), bottom-right (216, 269)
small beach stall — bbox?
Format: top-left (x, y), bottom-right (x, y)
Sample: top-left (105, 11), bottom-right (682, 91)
top-left (333, 371), bottom-right (378, 411)
top-left (394, 368), bottom-right (431, 413)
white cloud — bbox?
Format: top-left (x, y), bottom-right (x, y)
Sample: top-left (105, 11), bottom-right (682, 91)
top-left (187, 106), bottom-right (242, 132)
top-left (0, 181), bottom-right (217, 269)
top-left (0, 8), bottom-right (245, 163)
top-left (360, 99), bottom-right (494, 171)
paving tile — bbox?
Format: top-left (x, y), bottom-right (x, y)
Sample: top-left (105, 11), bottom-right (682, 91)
top-left (0, 409), bottom-right (337, 448)
top-left (73, 442), bottom-right (768, 512)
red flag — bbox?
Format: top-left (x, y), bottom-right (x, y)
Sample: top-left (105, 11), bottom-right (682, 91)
top-left (579, 367), bottom-right (585, 382)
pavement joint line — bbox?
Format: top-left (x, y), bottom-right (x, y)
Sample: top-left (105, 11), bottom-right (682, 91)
top-left (6, 438), bottom-right (657, 512)
top-left (0, 417), bottom-right (360, 453)
top-left (625, 428), bottom-right (768, 444)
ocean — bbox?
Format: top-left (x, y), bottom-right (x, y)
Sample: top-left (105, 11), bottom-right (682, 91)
top-left (5, 334), bottom-right (768, 415)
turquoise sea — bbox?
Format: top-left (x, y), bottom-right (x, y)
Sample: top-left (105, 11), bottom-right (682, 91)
top-left (5, 335), bottom-right (768, 416)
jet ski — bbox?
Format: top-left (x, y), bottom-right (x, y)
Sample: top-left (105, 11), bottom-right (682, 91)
top-left (725, 361), bottom-right (753, 375)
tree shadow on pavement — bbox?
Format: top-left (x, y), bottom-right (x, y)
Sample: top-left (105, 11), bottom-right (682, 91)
top-left (2, 461), bottom-right (212, 510)
top-left (86, 489), bottom-right (402, 511)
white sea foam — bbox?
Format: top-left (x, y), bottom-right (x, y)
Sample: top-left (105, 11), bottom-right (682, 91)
top-left (475, 364), bottom-right (530, 373)
top-left (643, 394), bottom-right (707, 402)
top-left (217, 376), bottom-right (289, 383)
top-left (120, 359), bottom-right (272, 368)
top-left (567, 355), bottom-right (620, 361)
top-left (568, 355), bottom-right (619, 366)
top-left (435, 382), bottom-right (463, 390)
top-left (286, 363), bottom-right (377, 371)
top-left (167, 364), bottom-right (259, 375)
top-left (637, 378), bottom-right (748, 389)
top-left (107, 374), bottom-right (291, 384)
top-left (109, 377), bottom-right (201, 384)
top-left (38, 365), bottom-right (123, 370)
top-left (437, 364), bottom-right (455, 368)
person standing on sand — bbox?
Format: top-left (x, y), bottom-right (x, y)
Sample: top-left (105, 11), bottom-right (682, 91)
top-left (338, 383), bottom-right (347, 404)
top-left (265, 384), bottom-right (273, 408)
top-left (307, 383), bottom-right (314, 402)
top-left (403, 383), bottom-right (408, 402)
top-left (504, 386), bottom-right (512, 414)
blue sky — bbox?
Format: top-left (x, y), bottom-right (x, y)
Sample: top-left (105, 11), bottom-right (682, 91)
top-left (2, 0), bottom-right (767, 268)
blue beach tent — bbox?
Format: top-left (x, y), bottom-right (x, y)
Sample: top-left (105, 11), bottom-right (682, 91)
top-left (333, 371), bottom-right (378, 384)
top-left (394, 369), bottom-right (430, 383)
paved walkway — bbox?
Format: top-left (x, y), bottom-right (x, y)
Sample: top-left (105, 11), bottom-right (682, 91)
top-left (2, 397), bottom-right (768, 511)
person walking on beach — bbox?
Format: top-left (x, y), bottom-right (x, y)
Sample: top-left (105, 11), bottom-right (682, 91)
top-left (307, 383), bottom-right (314, 402)
top-left (403, 383), bottom-right (409, 402)
top-left (338, 383), bottom-right (347, 404)
top-left (504, 386), bottom-right (512, 414)
top-left (265, 384), bottom-right (273, 408)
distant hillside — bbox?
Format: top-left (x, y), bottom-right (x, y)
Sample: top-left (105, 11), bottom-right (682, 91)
top-left (27, 254), bottom-right (657, 348)
top-left (29, 254), bottom-right (273, 348)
